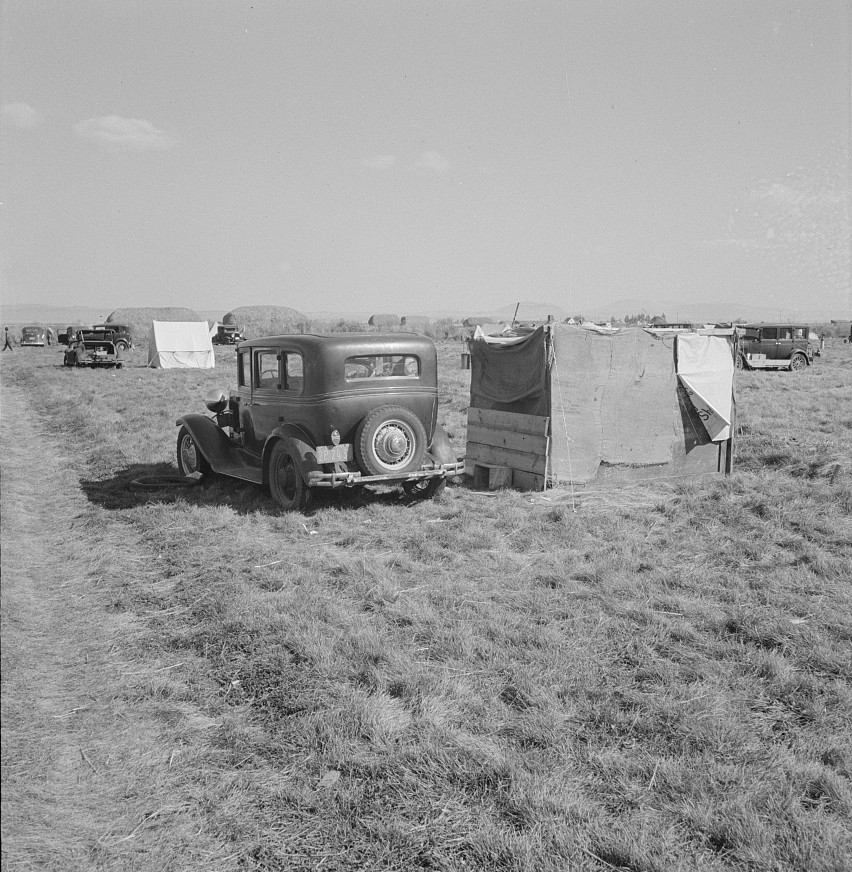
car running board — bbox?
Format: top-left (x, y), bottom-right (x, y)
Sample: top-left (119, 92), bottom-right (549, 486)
top-left (216, 465), bottom-right (263, 484)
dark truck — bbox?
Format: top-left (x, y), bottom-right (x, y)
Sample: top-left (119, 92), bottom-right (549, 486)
top-left (93, 323), bottom-right (132, 351)
top-left (176, 333), bottom-right (464, 511)
top-left (735, 324), bottom-right (815, 371)
top-left (212, 324), bottom-right (245, 345)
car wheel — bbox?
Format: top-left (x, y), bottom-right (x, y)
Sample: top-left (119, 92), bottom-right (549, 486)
top-left (269, 442), bottom-right (313, 512)
top-left (402, 477), bottom-right (446, 501)
top-left (355, 405), bottom-right (428, 476)
top-left (176, 426), bottom-right (211, 479)
top-left (115, 341), bottom-right (128, 351)
top-left (790, 353), bottom-right (807, 371)
top-left (734, 354), bottom-right (745, 370)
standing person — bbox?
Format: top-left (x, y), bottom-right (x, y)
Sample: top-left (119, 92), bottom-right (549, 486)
top-left (3, 327), bottom-right (13, 350)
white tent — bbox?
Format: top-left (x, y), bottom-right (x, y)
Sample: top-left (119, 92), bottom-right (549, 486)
top-left (147, 321), bottom-right (215, 369)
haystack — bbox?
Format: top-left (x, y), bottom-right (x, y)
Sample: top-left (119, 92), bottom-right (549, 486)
top-left (400, 315), bottom-right (431, 333)
top-left (223, 305), bottom-right (306, 339)
top-left (368, 313), bottom-right (400, 329)
top-left (105, 307), bottom-right (203, 342)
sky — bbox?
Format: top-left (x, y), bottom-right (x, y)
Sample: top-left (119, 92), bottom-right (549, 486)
top-left (1, 0), bottom-right (850, 319)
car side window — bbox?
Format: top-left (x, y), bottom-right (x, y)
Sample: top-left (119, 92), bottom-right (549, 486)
top-left (793, 327), bottom-right (805, 339)
top-left (779, 327), bottom-right (792, 340)
top-left (238, 352), bottom-right (249, 387)
top-left (283, 353), bottom-right (304, 394)
top-left (763, 327), bottom-right (777, 340)
top-left (256, 351), bottom-right (280, 390)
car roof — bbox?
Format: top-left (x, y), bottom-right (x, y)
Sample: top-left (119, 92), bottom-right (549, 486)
top-left (238, 332), bottom-right (435, 352)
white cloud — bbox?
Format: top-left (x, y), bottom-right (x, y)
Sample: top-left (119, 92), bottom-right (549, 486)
top-left (414, 150), bottom-right (450, 172)
top-left (362, 154), bottom-right (397, 169)
top-left (74, 115), bottom-right (177, 151)
top-left (1, 102), bottom-right (42, 128)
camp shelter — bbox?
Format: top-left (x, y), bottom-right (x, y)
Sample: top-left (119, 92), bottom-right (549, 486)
top-left (147, 321), bottom-right (215, 369)
top-left (466, 324), bottom-right (735, 490)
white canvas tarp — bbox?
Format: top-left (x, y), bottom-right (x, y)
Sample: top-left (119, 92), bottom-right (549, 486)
top-left (147, 321), bottom-right (215, 369)
top-left (675, 333), bottom-right (734, 441)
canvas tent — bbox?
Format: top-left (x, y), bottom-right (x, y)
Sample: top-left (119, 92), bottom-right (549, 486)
top-left (467, 324), bottom-right (735, 490)
top-left (147, 321), bottom-right (215, 369)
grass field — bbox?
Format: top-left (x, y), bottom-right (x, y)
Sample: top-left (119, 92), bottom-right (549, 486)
top-left (2, 339), bottom-right (850, 871)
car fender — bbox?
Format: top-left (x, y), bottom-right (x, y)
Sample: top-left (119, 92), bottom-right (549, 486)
top-left (426, 423), bottom-right (457, 466)
top-left (263, 424), bottom-right (321, 486)
top-left (176, 413), bottom-right (236, 472)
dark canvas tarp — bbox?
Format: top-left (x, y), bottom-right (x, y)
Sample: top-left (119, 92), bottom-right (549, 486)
top-left (468, 326), bottom-right (548, 417)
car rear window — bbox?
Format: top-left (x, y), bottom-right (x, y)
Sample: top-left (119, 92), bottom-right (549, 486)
top-left (345, 355), bottom-right (420, 380)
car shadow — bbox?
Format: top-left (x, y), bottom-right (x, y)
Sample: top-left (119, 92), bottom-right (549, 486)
top-left (80, 464), bottom-right (441, 514)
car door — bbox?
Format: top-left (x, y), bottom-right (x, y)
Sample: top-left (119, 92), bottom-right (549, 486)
top-left (761, 326), bottom-right (779, 360)
top-left (242, 348), bottom-right (284, 453)
top-left (775, 326), bottom-right (794, 362)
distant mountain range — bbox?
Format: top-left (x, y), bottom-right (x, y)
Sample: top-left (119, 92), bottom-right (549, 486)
top-left (1, 298), bottom-right (846, 327)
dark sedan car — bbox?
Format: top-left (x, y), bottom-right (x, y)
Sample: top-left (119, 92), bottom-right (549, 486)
top-left (176, 333), bottom-right (464, 511)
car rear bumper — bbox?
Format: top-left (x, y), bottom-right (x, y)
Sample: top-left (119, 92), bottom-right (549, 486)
top-left (307, 460), bottom-right (465, 489)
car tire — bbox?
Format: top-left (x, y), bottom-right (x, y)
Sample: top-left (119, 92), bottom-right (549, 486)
top-left (734, 354), bottom-right (745, 370)
top-left (115, 341), bottom-right (128, 352)
top-left (402, 477), bottom-right (446, 501)
top-left (790, 353), bottom-right (807, 371)
top-left (176, 426), bottom-right (211, 480)
top-left (355, 405), bottom-right (428, 476)
top-left (269, 441), bottom-right (313, 512)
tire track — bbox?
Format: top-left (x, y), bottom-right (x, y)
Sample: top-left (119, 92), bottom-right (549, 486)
top-left (1, 383), bottom-right (230, 871)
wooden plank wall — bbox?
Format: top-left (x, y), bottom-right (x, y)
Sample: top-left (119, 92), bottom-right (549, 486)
top-left (465, 408), bottom-right (550, 491)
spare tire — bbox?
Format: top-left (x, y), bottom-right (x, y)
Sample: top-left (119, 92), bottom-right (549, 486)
top-left (355, 405), bottom-right (427, 476)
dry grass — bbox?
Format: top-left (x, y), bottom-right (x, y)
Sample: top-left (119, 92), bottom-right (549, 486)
top-left (2, 338), bottom-right (851, 871)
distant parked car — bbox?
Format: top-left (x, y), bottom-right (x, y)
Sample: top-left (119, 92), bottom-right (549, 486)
top-left (92, 323), bottom-right (133, 351)
top-left (176, 333), bottom-right (464, 511)
top-left (735, 324), bottom-right (815, 371)
top-left (212, 324), bottom-right (245, 345)
top-left (20, 325), bottom-right (47, 347)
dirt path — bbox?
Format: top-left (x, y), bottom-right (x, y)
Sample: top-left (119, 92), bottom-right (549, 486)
top-left (1, 383), bottom-right (229, 871)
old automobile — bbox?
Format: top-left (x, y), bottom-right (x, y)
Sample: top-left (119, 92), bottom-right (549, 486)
top-left (735, 323), bottom-right (815, 371)
top-left (212, 324), bottom-right (245, 345)
top-left (176, 333), bottom-right (465, 511)
top-left (63, 328), bottom-right (125, 368)
top-left (92, 323), bottom-right (133, 351)
top-left (20, 325), bottom-right (47, 347)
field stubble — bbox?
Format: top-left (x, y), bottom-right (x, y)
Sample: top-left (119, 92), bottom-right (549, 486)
top-left (1, 339), bottom-right (850, 871)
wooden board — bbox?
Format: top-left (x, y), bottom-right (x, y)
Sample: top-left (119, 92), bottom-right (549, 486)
top-left (467, 423), bottom-right (548, 456)
top-left (467, 407), bottom-right (549, 436)
top-left (466, 440), bottom-right (548, 476)
top-left (511, 469), bottom-right (546, 492)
